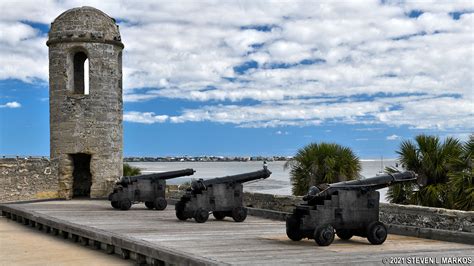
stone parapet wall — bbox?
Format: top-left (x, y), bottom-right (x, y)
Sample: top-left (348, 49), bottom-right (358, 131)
top-left (243, 192), bottom-right (301, 213)
top-left (379, 202), bottom-right (473, 233)
top-left (0, 158), bottom-right (59, 202)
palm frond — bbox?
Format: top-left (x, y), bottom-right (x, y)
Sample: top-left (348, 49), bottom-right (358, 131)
top-left (393, 134), bottom-right (471, 210)
top-left (123, 163), bottom-right (141, 176)
top-left (288, 142), bottom-right (360, 195)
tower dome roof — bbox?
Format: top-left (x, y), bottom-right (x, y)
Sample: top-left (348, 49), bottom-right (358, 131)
top-left (47, 6), bottom-right (123, 48)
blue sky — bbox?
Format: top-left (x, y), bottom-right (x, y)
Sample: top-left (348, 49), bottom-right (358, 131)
top-left (0, 1), bottom-right (473, 158)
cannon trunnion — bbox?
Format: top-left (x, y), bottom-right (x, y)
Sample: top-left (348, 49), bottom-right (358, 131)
top-left (109, 168), bottom-right (195, 211)
top-left (286, 171), bottom-right (416, 246)
top-left (175, 167), bottom-right (271, 223)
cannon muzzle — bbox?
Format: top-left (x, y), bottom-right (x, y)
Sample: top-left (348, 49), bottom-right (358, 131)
top-left (191, 166), bottom-right (271, 192)
top-left (118, 168), bottom-right (195, 185)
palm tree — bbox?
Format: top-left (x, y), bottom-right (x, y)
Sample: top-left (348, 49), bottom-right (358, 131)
top-left (123, 163), bottom-right (141, 176)
top-left (285, 142), bottom-right (361, 196)
top-left (385, 180), bottom-right (415, 205)
top-left (386, 135), bottom-right (463, 208)
top-left (447, 135), bottom-right (473, 211)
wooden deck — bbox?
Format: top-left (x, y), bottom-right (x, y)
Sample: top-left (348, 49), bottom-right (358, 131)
top-left (1, 200), bottom-right (472, 265)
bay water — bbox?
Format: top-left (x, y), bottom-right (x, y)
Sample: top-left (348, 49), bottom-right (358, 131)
top-left (128, 159), bottom-right (398, 203)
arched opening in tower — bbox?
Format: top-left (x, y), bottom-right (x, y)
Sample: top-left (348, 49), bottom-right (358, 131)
top-left (71, 153), bottom-right (92, 198)
top-left (73, 52), bottom-right (89, 95)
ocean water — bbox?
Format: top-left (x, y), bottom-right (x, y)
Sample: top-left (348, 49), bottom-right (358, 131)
top-left (128, 159), bottom-right (399, 203)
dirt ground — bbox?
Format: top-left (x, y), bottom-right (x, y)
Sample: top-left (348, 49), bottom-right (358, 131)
top-left (0, 217), bottom-right (130, 266)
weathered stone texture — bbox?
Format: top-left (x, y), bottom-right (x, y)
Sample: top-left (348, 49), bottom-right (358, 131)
top-left (48, 6), bottom-right (124, 198)
top-left (379, 203), bottom-right (473, 233)
top-left (244, 192), bottom-right (301, 213)
top-left (0, 158), bottom-right (59, 202)
top-left (47, 6), bottom-right (122, 47)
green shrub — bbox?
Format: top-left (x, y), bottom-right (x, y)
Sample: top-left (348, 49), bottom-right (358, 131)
top-left (123, 163), bottom-right (141, 176)
top-left (285, 142), bottom-right (361, 196)
top-left (387, 134), bottom-right (473, 211)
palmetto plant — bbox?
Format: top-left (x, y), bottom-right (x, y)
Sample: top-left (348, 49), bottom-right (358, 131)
top-left (387, 134), bottom-right (473, 210)
top-left (123, 163), bottom-right (141, 176)
top-left (285, 142), bottom-right (361, 196)
top-left (447, 135), bottom-right (474, 211)
top-left (385, 179), bottom-right (415, 205)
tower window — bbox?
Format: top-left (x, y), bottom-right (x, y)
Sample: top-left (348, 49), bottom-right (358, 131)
top-left (73, 52), bottom-right (89, 95)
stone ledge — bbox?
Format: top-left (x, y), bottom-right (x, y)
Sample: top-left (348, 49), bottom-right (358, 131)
top-left (387, 224), bottom-right (474, 245)
top-left (247, 207), bottom-right (290, 221)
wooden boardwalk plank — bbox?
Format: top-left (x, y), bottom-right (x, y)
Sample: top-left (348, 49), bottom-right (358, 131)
top-left (1, 200), bottom-right (472, 265)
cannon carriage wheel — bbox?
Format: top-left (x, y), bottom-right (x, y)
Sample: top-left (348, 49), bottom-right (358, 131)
top-left (212, 211), bottom-right (226, 220)
top-left (119, 199), bottom-right (132, 210)
top-left (175, 201), bottom-right (188, 220)
top-left (231, 207), bottom-right (247, 222)
top-left (314, 224), bottom-right (335, 246)
top-left (194, 208), bottom-right (209, 223)
top-left (176, 211), bottom-right (187, 220)
top-left (109, 192), bottom-right (120, 209)
top-left (111, 201), bottom-right (119, 209)
top-left (336, 229), bottom-right (353, 240)
top-left (154, 197), bottom-right (167, 210)
top-left (367, 221), bottom-right (387, 245)
top-left (286, 215), bottom-right (303, 241)
top-left (144, 201), bottom-right (154, 209)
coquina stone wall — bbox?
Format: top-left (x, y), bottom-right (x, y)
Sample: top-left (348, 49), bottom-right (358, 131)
top-left (379, 202), bottom-right (473, 233)
top-left (0, 158), bottom-right (59, 202)
top-left (242, 192), bottom-right (473, 233)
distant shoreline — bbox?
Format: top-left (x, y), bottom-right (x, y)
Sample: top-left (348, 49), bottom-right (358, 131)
top-left (1, 156), bottom-right (397, 162)
top-left (125, 158), bottom-right (398, 162)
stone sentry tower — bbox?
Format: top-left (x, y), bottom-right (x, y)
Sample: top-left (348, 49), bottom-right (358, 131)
top-left (47, 7), bottom-right (123, 199)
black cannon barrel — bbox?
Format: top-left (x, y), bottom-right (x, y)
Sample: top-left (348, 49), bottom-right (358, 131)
top-left (191, 167), bottom-right (271, 192)
top-left (304, 171), bottom-right (416, 201)
top-left (119, 168), bottom-right (195, 185)
top-left (330, 171), bottom-right (416, 190)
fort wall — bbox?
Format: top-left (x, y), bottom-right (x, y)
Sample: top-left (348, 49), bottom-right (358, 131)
top-left (0, 158), bottom-right (58, 202)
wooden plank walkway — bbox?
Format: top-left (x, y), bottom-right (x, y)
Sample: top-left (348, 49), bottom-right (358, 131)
top-left (1, 200), bottom-right (472, 265)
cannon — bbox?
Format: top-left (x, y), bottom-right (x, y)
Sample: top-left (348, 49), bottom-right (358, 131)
top-left (175, 166), bottom-right (272, 223)
top-left (109, 168), bottom-right (195, 210)
top-left (286, 171), bottom-right (416, 246)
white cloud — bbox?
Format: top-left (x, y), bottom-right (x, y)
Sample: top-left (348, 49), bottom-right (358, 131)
top-left (0, 101), bottom-right (21, 108)
top-left (0, 1), bottom-right (473, 133)
top-left (386, 134), bottom-right (401, 140)
top-left (355, 127), bottom-right (384, 132)
top-left (0, 21), bottom-right (47, 82)
top-left (123, 111), bottom-right (168, 124)
top-left (275, 130), bottom-right (289, 135)
top-left (124, 94), bottom-right (473, 130)
top-left (166, 99), bottom-right (385, 126)
top-left (376, 97), bottom-right (473, 130)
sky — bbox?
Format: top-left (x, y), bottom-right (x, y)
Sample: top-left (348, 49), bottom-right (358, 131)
top-left (0, 0), bottom-right (473, 158)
